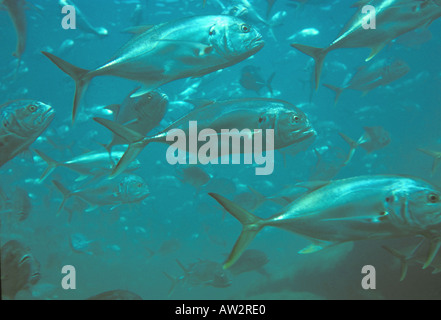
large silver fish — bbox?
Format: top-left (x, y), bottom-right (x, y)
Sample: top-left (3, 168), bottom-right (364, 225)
top-left (0, 100), bottom-right (55, 168)
top-left (41, 15), bottom-right (264, 123)
top-left (209, 175), bottom-right (441, 269)
top-left (291, 0), bottom-right (441, 89)
top-left (94, 98), bottom-right (316, 178)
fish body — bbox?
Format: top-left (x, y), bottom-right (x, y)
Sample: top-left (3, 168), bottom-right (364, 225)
top-left (339, 126), bottom-right (391, 165)
top-left (164, 259), bottom-right (232, 296)
top-left (104, 89), bottom-right (168, 152)
top-left (229, 249), bottom-right (270, 276)
top-left (324, 59), bottom-right (410, 103)
top-left (35, 149), bottom-right (141, 182)
top-left (240, 65), bottom-right (275, 95)
top-left (0, 100), bottom-right (55, 168)
top-left (42, 15), bottom-right (264, 123)
top-left (210, 175), bottom-right (441, 268)
top-left (291, 0), bottom-right (441, 88)
top-left (94, 98), bottom-right (316, 178)
top-left (52, 174), bottom-right (150, 213)
top-left (3, 0), bottom-right (27, 69)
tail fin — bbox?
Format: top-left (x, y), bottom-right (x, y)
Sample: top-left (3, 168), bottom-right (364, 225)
top-left (290, 44), bottom-right (327, 90)
top-left (208, 193), bottom-right (265, 269)
top-left (163, 272), bottom-right (180, 297)
top-left (93, 117), bottom-right (148, 178)
top-left (417, 148), bottom-right (441, 176)
top-left (34, 149), bottom-right (61, 182)
top-left (338, 132), bottom-right (359, 165)
top-left (266, 72), bottom-right (276, 96)
top-left (42, 51), bottom-right (92, 124)
top-left (52, 180), bottom-right (73, 215)
top-left (323, 83), bottom-right (345, 105)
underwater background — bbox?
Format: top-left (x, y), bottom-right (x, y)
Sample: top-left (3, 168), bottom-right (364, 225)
top-left (1, 0), bottom-right (441, 300)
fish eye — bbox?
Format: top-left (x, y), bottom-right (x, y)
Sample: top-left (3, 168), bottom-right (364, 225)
top-left (137, 183), bottom-right (143, 188)
top-left (258, 115), bottom-right (267, 124)
top-left (27, 104), bottom-right (37, 112)
top-left (291, 115), bottom-right (301, 123)
top-left (241, 24), bottom-right (250, 33)
top-left (428, 193), bottom-right (440, 203)
top-left (146, 94), bottom-right (153, 100)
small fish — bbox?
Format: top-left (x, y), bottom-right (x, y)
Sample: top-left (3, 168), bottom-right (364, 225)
top-left (1, 240), bottom-right (41, 300)
top-left (3, 0), bottom-right (27, 74)
top-left (51, 174), bottom-right (150, 214)
top-left (291, 0), bottom-right (441, 89)
top-left (58, 0), bottom-right (108, 37)
top-left (209, 175), bottom-right (441, 269)
top-left (34, 149), bottom-right (141, 182)
top-left (42, 15), bottom-right (264, 123)
top-left (94, 98), bottom-right (316, 178)
top-left (239, 65), bottom-right (275, 96)
top-left (339, 126), bottom-right (391, 165)
top-left (69, 233), bottom-right (101, 255)
top-left (175, 165), bottom-right (211, 190)
top-left (0, 100), bottom-right (55, 168)
top-left (102, 89), bottom-right (168, 154)
top-left (86, 290), bottom-right (142, 300)
top-left (164, 259), bottom-right (232, 296)
top-left (323, 59), bottom-right (410, 104)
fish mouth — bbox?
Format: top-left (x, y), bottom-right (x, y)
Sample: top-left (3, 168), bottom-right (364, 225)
top-left (39, 107), bottom-right (55, 124)
top-left (292, 127), bottom-right (317, 143)
top-left (250, 36), bottom-right (265, 50)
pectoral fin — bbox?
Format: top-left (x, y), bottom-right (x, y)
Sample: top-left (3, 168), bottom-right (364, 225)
top-left (298, 239), bottom-right (335, 254)
top-left (366, 43), bottom-right (386, 62)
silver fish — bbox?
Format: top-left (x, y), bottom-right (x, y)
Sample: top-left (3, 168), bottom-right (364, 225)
top-left (209, 175), bottom-right (441, 269)
top-left (0, 100), bottom-right (55, 168)
top-left (34, 149), bottom-right (141, 182)
top-left (94, 98), bottom-right (316, 178)
top-left (323, 59), bottom-right (410, 104)
top-left (52, 174), bottom-right (150, 214)
top-left (339, 126), bottom-right (391, 165)
top-left (291, 0), bottom-right (441, 89)
top-left (42, 15), bottom-right (264, 123)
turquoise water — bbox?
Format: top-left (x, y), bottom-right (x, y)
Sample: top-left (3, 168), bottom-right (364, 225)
top-left (1, 0), bottom-right (441, 300)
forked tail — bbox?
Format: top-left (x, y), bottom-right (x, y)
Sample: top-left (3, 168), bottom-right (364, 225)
top-left (290, 43), bottom-right (327, 90)
top-left (42, 51), bottom-right (92, 124)
top-left (208, 193), bottom-right (266, 269)
top-left (93, 117), bottom-right (149, 178)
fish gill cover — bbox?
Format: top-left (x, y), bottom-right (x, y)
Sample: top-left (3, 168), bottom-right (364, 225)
top-left (0, 0), bottom-right (441, 302)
